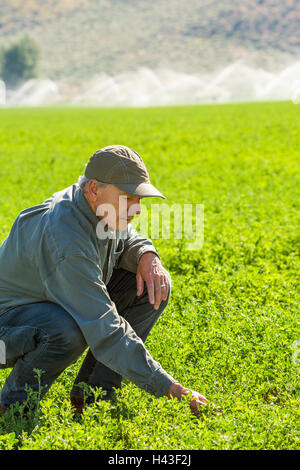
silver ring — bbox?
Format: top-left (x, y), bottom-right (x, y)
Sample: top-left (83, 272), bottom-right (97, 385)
top-left (160, 284), bottom-right (167, 288)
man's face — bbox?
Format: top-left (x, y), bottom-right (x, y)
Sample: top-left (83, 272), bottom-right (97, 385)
top-left (88, 181), bottom-right (142, 231)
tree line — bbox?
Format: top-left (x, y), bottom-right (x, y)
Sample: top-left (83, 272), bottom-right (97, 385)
top-left (0, 35), bottom-right (39, 88)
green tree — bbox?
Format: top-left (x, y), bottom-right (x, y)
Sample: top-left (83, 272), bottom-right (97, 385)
top-left (2, 35), bottom-right (39, 88)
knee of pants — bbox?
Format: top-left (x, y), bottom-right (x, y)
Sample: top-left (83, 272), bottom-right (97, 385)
top-left (0, 303), bottom-right (87, 371)
top-left (49, 319), bottom-right (87, 361)
top-left (35, 305), bottom-right (87, 362)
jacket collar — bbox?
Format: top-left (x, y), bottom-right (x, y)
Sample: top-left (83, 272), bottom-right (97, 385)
top-left (74, 184), bottom-right (118, 243)
top-left (75, 184), bottom-right (100, 231)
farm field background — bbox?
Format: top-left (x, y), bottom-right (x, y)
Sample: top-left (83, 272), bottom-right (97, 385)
top-left (0, 102), bottom-right (299, 450)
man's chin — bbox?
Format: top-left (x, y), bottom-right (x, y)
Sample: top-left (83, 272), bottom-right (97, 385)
top-left (116, 218), bottom-right (134, 232)
top-left (116, 221), bottom-right (130, 232)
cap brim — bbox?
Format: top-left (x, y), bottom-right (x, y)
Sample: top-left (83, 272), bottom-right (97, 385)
top-left (113, 182), bottom-right (166, 199)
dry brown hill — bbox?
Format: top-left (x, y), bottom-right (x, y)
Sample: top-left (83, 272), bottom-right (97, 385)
top-left (0, 0), bottom-right (299, 80)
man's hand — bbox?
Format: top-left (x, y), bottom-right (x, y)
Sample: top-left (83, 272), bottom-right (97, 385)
top-left (167, 383), bottom-right (223, 416)
top-left (166, 382), bottom-right (208, 415)
top-left (136, 252), bottom-right (169, 309)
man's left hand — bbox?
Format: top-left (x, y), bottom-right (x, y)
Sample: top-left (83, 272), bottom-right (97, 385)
top-left (136, 252), bottom-right (169, 309)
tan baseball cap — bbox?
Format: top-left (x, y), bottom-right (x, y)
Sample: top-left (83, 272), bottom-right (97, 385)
top-left (84, 145), bottom-right (166, 199)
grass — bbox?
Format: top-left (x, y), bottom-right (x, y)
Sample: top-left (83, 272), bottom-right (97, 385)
top-left (0, 101), bottom-right (299, 450)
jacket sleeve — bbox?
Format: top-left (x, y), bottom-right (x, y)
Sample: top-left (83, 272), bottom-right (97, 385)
top-left (43, 252), bottom-right (175, 397)
top-left (115, 224), bottom-right (160, 273)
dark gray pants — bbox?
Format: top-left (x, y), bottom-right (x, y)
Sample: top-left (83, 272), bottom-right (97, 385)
top-left (0, 268), bottom-right (171, 409)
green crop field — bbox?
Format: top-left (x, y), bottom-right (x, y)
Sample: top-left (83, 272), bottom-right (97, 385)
top-left (0, 102), bottom-right (299, 450)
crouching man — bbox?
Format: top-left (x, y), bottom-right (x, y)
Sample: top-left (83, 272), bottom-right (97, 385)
top-left (0, 145), bottom-right (207, 416)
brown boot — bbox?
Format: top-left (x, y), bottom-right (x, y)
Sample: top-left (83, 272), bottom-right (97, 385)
top-left (70, 389), bottom-right (116, 414)
top-left (70, 395), bottom-right (84, 414)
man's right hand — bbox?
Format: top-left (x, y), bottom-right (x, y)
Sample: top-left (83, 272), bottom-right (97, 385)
top-left (166, 382), bottom-right (209, 415)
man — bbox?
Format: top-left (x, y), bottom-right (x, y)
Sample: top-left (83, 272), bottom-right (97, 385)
top-left (0, 145), bottom-right (208, 416)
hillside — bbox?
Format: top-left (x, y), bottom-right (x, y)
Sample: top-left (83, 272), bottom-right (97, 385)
top-left (0, 0), bottom-right (299, 81)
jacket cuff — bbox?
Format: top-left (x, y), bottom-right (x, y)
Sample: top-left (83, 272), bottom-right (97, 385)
top-left (136, 246), bottom-right (160, 266)
top-left (145, 367), bottom-right (177, 398)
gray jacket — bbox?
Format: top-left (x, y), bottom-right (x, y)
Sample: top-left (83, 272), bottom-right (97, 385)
top-left (0, 184), bottom-right (175, 397)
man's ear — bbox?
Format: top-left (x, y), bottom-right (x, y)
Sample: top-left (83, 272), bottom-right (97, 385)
top-left (88, 180), bottom-right (101, 202)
